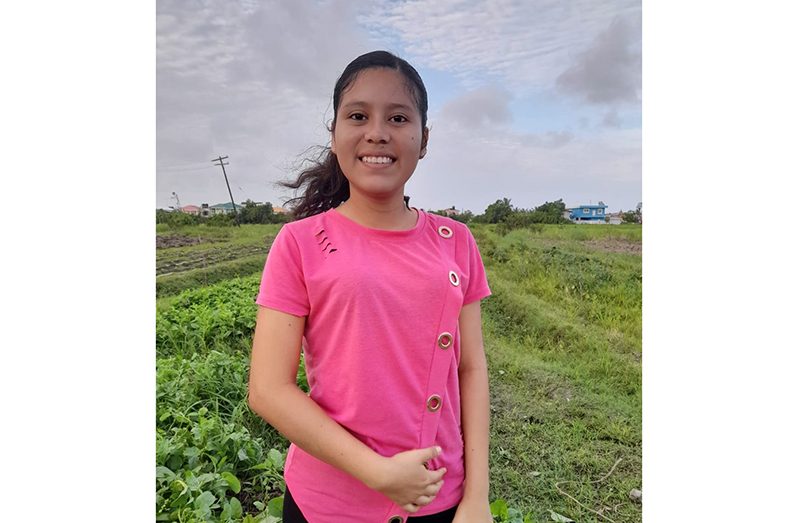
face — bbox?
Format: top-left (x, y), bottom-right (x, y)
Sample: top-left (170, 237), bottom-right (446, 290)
top-left (331, 68), bottom-right (429, 203)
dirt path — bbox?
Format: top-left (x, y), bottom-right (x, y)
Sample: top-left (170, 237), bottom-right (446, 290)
top-left (583, 238), bottom-right (642, 255)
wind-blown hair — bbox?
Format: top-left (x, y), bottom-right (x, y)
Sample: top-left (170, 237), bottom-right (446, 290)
top-left (280, 50), bottom-right (429, 219)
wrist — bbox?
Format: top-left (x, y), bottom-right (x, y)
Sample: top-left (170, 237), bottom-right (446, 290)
top-left (358, 453), bottom-right (388, 490)
top-left (462, 480), bottom-right (489, 503)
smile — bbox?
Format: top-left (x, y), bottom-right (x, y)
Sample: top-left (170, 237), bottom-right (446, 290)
top-left (359, 156), bottom-right (395, 164)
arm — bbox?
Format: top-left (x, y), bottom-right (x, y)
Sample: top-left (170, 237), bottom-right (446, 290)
top-left (453, 300), bottom-right (493, 521)
top-left (247, 306), bottom-right (445, 511)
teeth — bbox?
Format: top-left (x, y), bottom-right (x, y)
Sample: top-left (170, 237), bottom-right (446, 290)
top-left (361, 156), bottom-right (394, 164)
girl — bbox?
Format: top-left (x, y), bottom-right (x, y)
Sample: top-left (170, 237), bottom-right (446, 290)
top-left (248, 50), bottom-right (493, 523)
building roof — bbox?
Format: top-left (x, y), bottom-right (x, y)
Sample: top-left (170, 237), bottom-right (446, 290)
top-left (574, 203), bottom-right (608, 209)
top-left (210, 202), bottom-right (238, 209)
top-left (180, 205), bottom-right (200, 211)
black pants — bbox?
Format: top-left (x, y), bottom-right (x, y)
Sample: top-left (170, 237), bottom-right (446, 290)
top-left (282, 485), bottom-right (459, 523)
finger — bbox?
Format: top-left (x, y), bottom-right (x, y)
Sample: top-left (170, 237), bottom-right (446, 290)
top-left (425, 479), bottom-right (444, 496)
top-left (428, 466), bottom-right (448, 483)
top-left (413, 495), bottom-right (433, 507)
top-left (419, 445), bottom-right (442, 462)
top-left (402, 503), bottom-right (420, 513)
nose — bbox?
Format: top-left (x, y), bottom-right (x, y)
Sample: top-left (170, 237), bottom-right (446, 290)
top-left (365, 119), bottom-right (390, 144)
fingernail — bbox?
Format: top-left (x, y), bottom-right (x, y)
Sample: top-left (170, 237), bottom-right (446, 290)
top-left (435, 446), bottom-right (442, 454)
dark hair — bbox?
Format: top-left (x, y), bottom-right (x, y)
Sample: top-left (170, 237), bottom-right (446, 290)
top-left (281, 50), bottom-right (429, 219)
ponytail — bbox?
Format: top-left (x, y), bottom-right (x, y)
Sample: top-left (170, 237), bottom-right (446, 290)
top-left (280, 146), bottom-right (349, 220)
top-left (280, 147), bottom-right (412, 220)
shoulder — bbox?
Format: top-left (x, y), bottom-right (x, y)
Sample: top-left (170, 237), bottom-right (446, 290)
top-left (276, 212), bottom-right (329, 242)
top-left (424, 212), bottom-right (476, 242)
top-left (280, 212), bottom-right (326, 233)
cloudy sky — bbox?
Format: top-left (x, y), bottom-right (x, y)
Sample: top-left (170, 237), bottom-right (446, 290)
top-left (157, 0), bottom-right (641, 214)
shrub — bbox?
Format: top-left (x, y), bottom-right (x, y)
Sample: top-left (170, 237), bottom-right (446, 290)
top-left (157, 209), bottom-right (203, 228)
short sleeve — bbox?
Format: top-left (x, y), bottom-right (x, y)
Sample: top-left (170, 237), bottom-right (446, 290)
top-left (462, 226), bottom-right (492, 305)
top-left (255, 225), bottom-right (311, 316)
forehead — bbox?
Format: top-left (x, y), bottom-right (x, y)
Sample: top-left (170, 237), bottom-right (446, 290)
top-left (339, 68), bottom-right (419, 110)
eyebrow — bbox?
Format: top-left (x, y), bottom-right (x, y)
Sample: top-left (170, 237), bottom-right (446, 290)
top-left (340, 101), bottom-right (414, 112)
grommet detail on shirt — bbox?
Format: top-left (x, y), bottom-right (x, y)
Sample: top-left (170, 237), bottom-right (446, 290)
top-left (448, 271), bottom-right (460, 286)
top-left (437, 332), bottom-right (453, 350)
top-left (388, 516), bottom-right (404, 523)
top-left (427, 394), bottom-right (442, 412)
top-left (437, 225), bottom-right (453, 238)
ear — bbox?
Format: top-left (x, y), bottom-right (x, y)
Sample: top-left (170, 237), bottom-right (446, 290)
top-left (330, 130), bottom-right (337, 155)
top-left (419, 127), bottom-right (429, 159)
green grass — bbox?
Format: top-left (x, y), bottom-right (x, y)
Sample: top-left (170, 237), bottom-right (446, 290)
top-left (471, 223), bottom-right (641, 522)
top-left (155, 222), bottom-right (642, 522)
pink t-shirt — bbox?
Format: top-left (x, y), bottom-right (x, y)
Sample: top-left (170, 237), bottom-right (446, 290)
top-left (256, 208), bottom-right (491, 523)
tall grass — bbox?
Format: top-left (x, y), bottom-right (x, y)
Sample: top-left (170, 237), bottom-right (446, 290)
top-left (472, 224), bottom-right (642, 522)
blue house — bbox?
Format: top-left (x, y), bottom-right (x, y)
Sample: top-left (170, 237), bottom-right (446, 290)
top-left (569, 202), bottom-right (608, 223)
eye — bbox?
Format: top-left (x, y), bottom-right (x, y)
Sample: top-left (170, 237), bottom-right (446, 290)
top-left (390, 114), bottom-right (408, 123)
top-left (348, 112), bottom-right (366, 121)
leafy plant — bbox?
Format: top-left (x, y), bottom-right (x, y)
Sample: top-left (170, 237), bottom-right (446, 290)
top-left (491, 498), bottom-right (538, 522)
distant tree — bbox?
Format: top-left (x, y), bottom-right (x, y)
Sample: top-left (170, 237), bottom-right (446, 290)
top-left (534, 198), bottom-right (566, 216)
top-left (449, 210), bottom-right (474, 224)
top-left (621, 210), bottom-right (639, 223)
top-left (531, 199), bottom-right (569, 224)
top-left (157, 208), bottom-right (202, 228)
top-left (239, 200), bottom-right (276, 224)
top-left (156, 209), bottom-right (172, 224)
top-left (272, 211), bottom-right (290, 224)
top-left (482, 198), bottom-right (514, 223)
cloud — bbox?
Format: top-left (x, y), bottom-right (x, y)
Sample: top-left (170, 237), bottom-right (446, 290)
top-left (556, 14), bottom-right (642, 105)
top-left (156, 0), bottom-right (641, 212)
top-left (358, 0), bottom-right (641, 93)
top-left (438, 86), bottom-right (513, 128)
top-left (409, 88), bottom-right (633, 213)
top-left (156, 0), bottom-right (372, 207)
top-left (408, 121), bottom-right (639, 213)
top-left (602, 109), bottom-right (622, 128)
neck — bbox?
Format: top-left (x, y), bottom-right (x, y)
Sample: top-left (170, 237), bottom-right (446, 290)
top-left (336, 191), bottom-right (417, 231)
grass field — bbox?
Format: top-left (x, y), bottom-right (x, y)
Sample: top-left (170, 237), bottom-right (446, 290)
top-left (155, 221), bottom-right (642, 522)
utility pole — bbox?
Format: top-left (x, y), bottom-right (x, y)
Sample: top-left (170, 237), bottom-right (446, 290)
top-left (211, 155), bottom-right (240, 226)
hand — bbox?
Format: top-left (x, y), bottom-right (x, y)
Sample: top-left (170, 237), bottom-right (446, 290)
top-left (369, 446), bottom-right (448, 513)
top-left (452, 496), bottom-right (492, 522)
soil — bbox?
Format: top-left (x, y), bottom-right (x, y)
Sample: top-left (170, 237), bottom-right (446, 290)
top-left (156, 235), bottom-right (206, 249)
top-left (156, 244), bottom-right (268, 275)
top-left (583, 238), bottom-right (642, 255)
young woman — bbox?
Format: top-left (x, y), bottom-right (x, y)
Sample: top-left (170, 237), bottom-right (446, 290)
top-left (248, 50), bottom-right (493, 523)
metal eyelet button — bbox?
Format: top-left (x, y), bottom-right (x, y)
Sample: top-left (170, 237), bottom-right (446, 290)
top-left (437, 225), bottom-right (453, 238)
top-left (388, 517), bottom-right (404, 523)
top-left (437, 332), bottom-right (452, 350)
top-left (448, 271), bottom-right (460, 286)
top-left (427, 394), bottom-right (442, 412)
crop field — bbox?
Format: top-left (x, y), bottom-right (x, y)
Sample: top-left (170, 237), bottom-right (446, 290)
top-left (155, 221), bottom-right (642, 522)
top-left (155, 225), bottom-right (280, 298)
